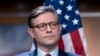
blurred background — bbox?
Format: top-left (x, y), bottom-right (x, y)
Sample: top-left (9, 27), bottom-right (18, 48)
top-left (0, 0), bottom-right (100, 56)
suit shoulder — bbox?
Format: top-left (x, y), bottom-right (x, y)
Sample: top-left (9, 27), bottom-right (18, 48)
top-left (66, 52), bottom-right (80, 56)
top-left (59, 49), bottom-right (80, 56)
top-left (15, 51), bottom-right (33, 56)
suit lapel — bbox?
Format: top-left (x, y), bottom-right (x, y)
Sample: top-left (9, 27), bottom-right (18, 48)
top-left (32, 48), bottom-right (37, 56)
top-left (58, 49), bottom-right (68, 56)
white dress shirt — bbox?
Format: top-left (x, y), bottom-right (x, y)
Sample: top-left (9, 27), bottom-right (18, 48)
top-left (37, 46), bottom-right (58, 56)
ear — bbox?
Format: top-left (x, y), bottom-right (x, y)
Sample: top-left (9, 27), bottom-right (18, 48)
top-left (28, 28), bottom-right (35, 39)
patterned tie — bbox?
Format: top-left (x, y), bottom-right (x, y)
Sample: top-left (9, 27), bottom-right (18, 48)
top-left (45, 53), bottom-right (51, 56)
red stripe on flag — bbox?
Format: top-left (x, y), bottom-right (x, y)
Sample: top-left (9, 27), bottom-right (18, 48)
top-left (58, 37), bottom-right (64, 51)
top-left (70, 30), bottom-right (86, 56)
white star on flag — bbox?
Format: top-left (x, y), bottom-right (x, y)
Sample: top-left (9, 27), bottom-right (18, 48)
top-left (56, 8), bottom-right (62, 15)
top-left (59, 0), bottom-right (64, 5)
top-left (49, 4), bottom-right (54, 8)
top-left (51, 0), bottom-right (53, 2)
top-left (64, 14), bottom-right (70, 20)
top-left (75, 10), bottom-right (79, 15)
top-left (66, 4), bottom-right (73, 11)
top-left (72, 18), bottom-right (79, 25)
top-left (62, 23), bottom-right (67, 29)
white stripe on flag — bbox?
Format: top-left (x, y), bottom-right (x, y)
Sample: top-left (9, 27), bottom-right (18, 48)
top-left (79, 28), bottom-right (88, 56)
top-left (62, 33), bottom-right (75, 53)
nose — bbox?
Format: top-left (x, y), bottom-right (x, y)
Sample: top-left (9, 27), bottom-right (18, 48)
top-left (46, 25), bottom-right (52, 33)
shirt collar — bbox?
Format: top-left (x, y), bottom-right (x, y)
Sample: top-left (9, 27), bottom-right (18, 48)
top-left (37, 46), bottom-right (58, 56)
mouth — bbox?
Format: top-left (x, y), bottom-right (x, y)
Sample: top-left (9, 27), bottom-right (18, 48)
top-left (44, 35), bottom-right (54, 38)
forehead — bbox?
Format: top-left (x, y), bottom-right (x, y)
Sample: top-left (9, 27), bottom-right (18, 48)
top-left (32, 12), bottom-right (58, 24)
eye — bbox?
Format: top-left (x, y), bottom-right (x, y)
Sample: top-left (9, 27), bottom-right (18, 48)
top-left (38, 23), bottom-right (46, 28)
top-left (50, 22), bottom-right (58, 26)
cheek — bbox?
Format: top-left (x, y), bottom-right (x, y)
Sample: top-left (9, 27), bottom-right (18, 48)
top-left (53, 29), bottom-right (61, 39)
top-left (55, 27), bottom-right (61, 34)
top-left (34, 31), bottom-right (44, 39)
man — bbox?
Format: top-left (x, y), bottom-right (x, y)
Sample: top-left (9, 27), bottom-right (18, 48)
top-left (16, 6), bottom-right (79, 56)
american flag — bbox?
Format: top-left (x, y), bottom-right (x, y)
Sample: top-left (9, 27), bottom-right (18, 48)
top-left (43, 0), bottom-right (88, 56)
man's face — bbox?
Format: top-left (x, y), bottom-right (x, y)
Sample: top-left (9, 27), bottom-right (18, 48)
top-left (28, 12), bottom-right (62, 47)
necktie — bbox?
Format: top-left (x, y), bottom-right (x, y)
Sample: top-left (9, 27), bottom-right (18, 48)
top-left (45, 53), bottom-right (51, 56)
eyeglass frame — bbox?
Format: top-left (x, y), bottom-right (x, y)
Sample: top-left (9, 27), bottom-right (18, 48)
top-left (32, 21), bottom-right (60, 31)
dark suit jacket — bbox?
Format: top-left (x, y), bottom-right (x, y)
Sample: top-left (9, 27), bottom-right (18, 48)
top-left (15, 48), bottom-right (79, 56)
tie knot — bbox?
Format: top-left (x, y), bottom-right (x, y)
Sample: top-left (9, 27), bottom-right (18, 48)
top-left (45, 53), bottom-right (51, 56)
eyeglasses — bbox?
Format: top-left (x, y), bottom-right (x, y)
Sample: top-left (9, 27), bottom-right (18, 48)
top-left (33, 21), bottom-right (59, 31)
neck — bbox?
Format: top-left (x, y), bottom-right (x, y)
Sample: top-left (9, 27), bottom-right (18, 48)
top-left (38, 44), bottom-right (58, 53)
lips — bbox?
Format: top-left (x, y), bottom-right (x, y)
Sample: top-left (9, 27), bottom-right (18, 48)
top-left (44, 35), bottom-right (55, 38)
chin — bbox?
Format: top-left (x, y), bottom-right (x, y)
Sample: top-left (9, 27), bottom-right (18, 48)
top-left (45, 41), bottom-right (57, 46)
